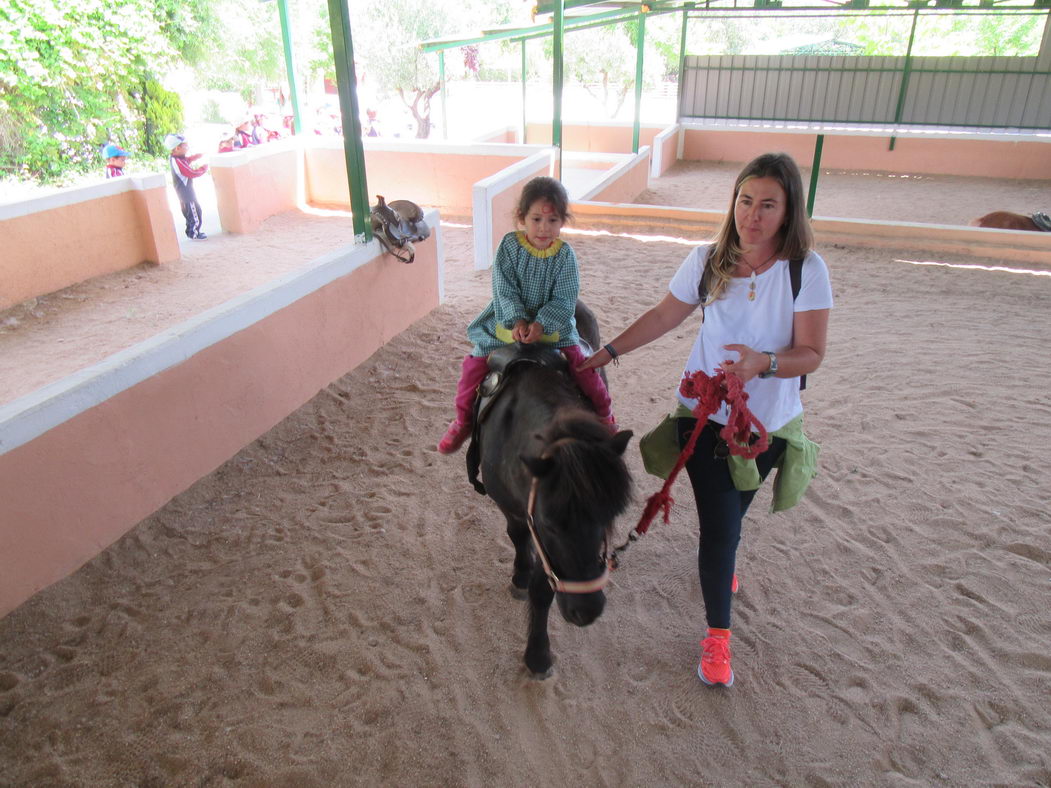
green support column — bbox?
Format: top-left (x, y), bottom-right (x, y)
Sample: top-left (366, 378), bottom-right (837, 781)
top-left (889, 10), bottom-right (920, 152)
top-left (439, 50), bottom-right (448, 139)
top-left (277, 0), bottom-right (303, 134)
top-left (677, 3), bottom-right (693, 122)
top-left (631, 7), bottom-right (647, 154)
top-left (806, 134), bottom-right (824, 218)
top-left (327, 0), bottom-right (371, 240)
top-left (553, 0), bottom-right (564, 180)
top-left (521, 40), bottom-right (528, 144)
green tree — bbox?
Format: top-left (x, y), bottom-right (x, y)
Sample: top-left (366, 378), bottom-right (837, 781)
top-left (299, 0), bottom-right (514, 138)
top-left (560, 22), bottom-right (665, 118)
top-left (134, 77), bottom-right (184, 158)
top-left (0, 0), bottom-right (177, 181)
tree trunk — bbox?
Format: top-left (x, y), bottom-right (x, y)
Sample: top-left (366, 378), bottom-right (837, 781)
top-left (399, 82), bottom-right (441, 139)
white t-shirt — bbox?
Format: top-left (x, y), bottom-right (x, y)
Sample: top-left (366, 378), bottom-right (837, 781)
top-left (668, 243), bottom-right (834, 432)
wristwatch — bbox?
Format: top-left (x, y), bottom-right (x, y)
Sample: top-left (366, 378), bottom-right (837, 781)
top-left (758, 351), bottom-right (778, 378)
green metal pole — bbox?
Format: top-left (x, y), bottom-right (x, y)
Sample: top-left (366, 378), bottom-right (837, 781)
top-left (676, 2), bottom-right (694, 130)
top-left (806, 134), bottom-right (824, 218)
top-left (889, 9), bottom-right (920, 151)
top-left (276, 0), bottom-right (303, 134)
top-left (632, 8), bottom-right (647, 153)
top-left (327, 0), bottom-right (370, 240)
top-left (521, 40), bottom-right (528, 144)
top-left (553, 0), bottom-right (564, 180)
top-left (439, 50), bottom-right (448, 139)
top-left (677, 2), bottom-right (692, 111)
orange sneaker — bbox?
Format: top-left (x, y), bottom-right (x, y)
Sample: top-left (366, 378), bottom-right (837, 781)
top-left (437, 420), bottom-right (472, 454)
top-left (698, 628), bottom-right (734, 687)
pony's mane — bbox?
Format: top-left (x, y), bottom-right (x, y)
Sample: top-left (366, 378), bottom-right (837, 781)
top-left (537, 412), bottom-right (632, 528)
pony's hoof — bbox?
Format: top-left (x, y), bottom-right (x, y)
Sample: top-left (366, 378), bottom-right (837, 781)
top-left (529, 667), bottom-right (554, 681)
top-left (524, 653), bottom-right (553, 678)
top-left (509, 583), bottom-right (528, 601)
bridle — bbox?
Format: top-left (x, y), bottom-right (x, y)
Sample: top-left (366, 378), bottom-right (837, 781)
top-left (525, 477), bottom-right (611, 594)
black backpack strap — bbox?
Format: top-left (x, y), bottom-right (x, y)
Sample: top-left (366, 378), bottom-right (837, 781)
top-left (789, 256), bottom-right (807, 391)
top-left (789, 256), bottom-right (803, 299)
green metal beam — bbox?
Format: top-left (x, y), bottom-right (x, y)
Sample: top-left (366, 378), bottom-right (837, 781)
top-left (677, 2), bottom-right (693, 120)
top-left (326, 0), bottom-right (371, 241)
top-left (632, 8), bottom-right (646, 153)
top-left (276, 0), bottom-right (303, 134)
top-left (439, 50), bottom-right (448, 139)
top-left (554, 0), bottom-right (565, 179)
top-left (421, 1), bottom-right (1043, 53)
top-left (889, 9), bottom-right (920, 150)
top-left (806, 134), bottom-right (824, 217)
top-left (521, 39), bottom-right (528, 143)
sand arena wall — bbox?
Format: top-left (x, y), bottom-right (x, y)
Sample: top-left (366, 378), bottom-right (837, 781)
top-left (304, 140), bottom-right (552, 218)
top-left (677, 124), bottom-right (1051, 180)
top-left (525, 121), bottom-right (666, 154)
top-left (0, 174), bottom-right (180, 310)
top-left (0, 219), bottom-right (443, 617)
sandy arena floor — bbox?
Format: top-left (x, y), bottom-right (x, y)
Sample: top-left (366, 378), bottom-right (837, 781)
top-left (1, 164), bottom-right (1050, 785)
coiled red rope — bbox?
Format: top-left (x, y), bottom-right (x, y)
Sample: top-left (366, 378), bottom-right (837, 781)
top-left (634, 368), bottom-right (768, 538)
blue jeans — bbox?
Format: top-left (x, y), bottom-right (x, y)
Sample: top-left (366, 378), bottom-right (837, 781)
top-left (676, 418), bottom-right (786, 630)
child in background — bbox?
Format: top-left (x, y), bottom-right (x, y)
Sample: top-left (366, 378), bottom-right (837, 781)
top-left (165, 133), bottom-right (209, 241)
top-left (217, 128), bottom-right (237, 153)
top-left (102, 142), bottom-right (131, 178)
top-left (437, 176), bottom-right (615, 454)
top-left (234, 118), bottom-right (255, 149)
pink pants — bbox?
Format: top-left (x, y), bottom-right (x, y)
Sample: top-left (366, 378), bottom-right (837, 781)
top-left (452, 346), bottom-right (613, 426)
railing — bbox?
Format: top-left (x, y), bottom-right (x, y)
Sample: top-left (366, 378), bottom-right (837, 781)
top-left (680, 53), bottom-right (1051, 130)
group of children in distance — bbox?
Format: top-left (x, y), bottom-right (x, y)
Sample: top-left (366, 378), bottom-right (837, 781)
top-left (218, 109), bottom-right (283, 153)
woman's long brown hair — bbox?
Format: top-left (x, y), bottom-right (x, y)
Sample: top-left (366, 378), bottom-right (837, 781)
top-left (700, 152), bottom-right (813, 305)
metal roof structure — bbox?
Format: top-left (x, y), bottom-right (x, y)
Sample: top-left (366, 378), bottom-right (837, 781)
top-left (419, 0), bottom-right (1048, 173)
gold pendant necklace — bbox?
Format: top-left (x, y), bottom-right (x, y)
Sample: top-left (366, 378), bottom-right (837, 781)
top-left (742, 252), bottom-right (777, 302)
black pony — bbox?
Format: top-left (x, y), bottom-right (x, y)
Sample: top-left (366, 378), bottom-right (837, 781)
top-left (472, 303), bottom-right (633, 677)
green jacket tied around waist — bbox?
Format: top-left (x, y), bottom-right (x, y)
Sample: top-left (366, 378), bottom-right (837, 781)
top-left (638, 403), bottom-right (819, 513)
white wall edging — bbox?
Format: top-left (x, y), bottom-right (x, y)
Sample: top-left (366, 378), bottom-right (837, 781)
top-left (471, 149), bottom-right (555, 270)
top-left (651, 125), bottom-right (679, 179)
top-left (0, 174), bottom-right (168, 221)
top-left (578, 147), bottom-right (651, 203)
top-left (0, 237), bottom-right (392, 457)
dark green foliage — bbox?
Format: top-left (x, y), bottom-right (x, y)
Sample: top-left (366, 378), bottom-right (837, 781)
top-left (135, 78), bottom-right (184, 158)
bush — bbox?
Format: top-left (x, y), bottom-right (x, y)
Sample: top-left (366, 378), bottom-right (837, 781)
top-left (137, 78), bottom-right (184, 157)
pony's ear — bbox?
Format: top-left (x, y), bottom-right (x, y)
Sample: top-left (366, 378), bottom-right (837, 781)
top-left (521, 454), bottom-right (555, 478)
top-left (609, 430), bottom-right (633, 457)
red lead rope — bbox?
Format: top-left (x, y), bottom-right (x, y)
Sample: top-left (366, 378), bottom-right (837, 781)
top-left (610, 369), bottom-right (769, 568)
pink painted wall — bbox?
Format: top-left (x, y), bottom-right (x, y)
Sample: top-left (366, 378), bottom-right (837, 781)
top-left (680, 129), bottom-right (1051, 179)
top-left (570, 201), bottom-right (1051, 264)
top-left (474, 128), bottom-right (519, 144)
top-left (657, 129), bottom-right (679, 177)
top-left (585, 152), bottom-right (652, 205)
top-left (305, 148), bottom-right (527, 214)
top-left (526, 123), bottom-right (663, 153)
top-left (0, 177), bottom-right (180, 310)
top-left (210, 145), bottom-right (300, 234)
top-left (489, 163), bottom-right (551, 260)
top-left (0, 236), bottom-right (440, 617)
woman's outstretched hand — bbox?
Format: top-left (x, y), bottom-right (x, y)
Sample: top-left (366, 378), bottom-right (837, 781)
top-left (577, 346), bottom-right (613, 372)
top-left (719, 344), bottom-right (771, 382)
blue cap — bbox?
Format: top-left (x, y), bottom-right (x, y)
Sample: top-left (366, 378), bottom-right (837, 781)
top-left (102, 142), bottom-right (131, 159)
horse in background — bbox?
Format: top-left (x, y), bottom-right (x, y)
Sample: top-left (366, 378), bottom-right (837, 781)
top-left (472, 302), bottom-right (633, 678)
top-left (970, 211), bottom-right (1051, 232)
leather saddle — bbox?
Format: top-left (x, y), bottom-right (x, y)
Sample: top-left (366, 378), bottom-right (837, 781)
top-left (465, 343), bottom-right (567, 495)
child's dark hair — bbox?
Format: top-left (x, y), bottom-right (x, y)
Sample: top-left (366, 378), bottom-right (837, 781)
top-left (515, 176), bottom-right (571, 223)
